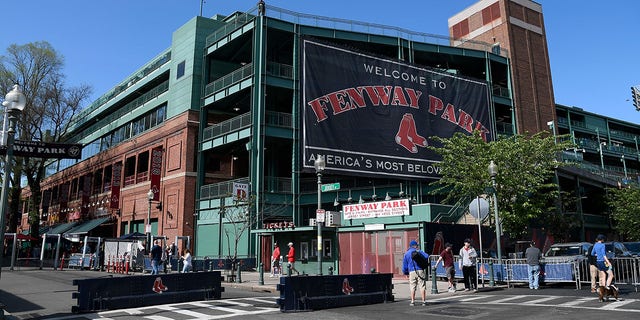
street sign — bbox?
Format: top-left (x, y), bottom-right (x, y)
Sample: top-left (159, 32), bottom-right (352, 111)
top-left (321, 182), bottom-right (340, 192)
top-left (315, 209), bottom-right (326, 222)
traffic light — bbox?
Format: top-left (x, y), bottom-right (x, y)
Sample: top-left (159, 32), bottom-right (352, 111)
top-left (633, 86), bottom-right (640, 111)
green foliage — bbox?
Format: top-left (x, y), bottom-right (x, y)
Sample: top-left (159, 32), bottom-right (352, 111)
top-left (607, 187), bottom-right (640, 240)
top-left (429, 131), bottom-right (571, 239)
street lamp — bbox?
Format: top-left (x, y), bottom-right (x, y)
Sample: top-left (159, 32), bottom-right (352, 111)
top-left (146, 189), bottom-right (154, 252)
top-left (314, 155), bottom-right (325, 275)
top-left (488, 160), bottom-right (502, 264)
top-left (0, 85), bottom-right (26, 279)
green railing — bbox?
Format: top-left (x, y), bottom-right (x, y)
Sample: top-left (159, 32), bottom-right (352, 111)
top-left (69, 51), bottom-right (171, 131)
top-left (204, 63), bottom-right (254, 97)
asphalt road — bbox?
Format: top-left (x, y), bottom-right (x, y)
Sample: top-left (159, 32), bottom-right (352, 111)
top-left (2, 268), bottom-right (640, 320)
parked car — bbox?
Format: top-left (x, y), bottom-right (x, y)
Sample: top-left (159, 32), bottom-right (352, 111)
top-left (544, 242), bottom-right (592, 261)
top-left (622, 242), bottom-right (640, 256)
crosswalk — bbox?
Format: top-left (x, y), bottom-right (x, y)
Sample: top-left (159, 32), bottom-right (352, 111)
top-left (61, 297), bottom-right (280, 320)
top-left (429, 294), bottom-right (640, 313)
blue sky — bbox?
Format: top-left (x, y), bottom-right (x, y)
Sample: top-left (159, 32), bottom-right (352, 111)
top-left (2, 1), bottom-right (639, 124)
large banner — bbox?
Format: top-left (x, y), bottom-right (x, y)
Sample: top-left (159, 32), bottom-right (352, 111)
top-left (301, 39), bottom-right (492, 179)
top-left (110, 161), bottom-right (122, 209)
top-left (150, 146), bottom-right (163, 201)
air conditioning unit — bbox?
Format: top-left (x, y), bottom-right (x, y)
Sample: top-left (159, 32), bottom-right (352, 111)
top-left (308, 218), bottom-right (316, 226)
top-left (325, 211), bottom-right (342, 227)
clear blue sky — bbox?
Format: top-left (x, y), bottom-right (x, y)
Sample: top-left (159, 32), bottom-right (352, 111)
top-left (2, 0), bottom-right (639, 124)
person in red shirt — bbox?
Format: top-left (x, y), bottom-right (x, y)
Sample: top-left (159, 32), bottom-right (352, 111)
top-left (270, 242), bottom-right (281, 277)
top-left (435, 242), bottom-right (456, 292)
top-left (287, 242), bottom-right (299, 275)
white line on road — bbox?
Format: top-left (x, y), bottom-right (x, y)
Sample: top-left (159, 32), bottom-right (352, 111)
top-left (600, 299), bottom-right (636, 310)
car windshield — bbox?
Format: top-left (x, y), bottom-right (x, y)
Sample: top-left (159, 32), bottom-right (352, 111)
top-left (546, 246), bottom-right (582, 256)
top-left (625, 242), bottom-right (640, 254)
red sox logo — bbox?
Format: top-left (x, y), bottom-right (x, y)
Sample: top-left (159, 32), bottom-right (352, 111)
top-left (395, 113), bottom-right (428, 153)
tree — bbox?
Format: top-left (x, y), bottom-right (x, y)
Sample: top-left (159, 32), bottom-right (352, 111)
top-left (221, 195), bottom-right (255, 271)
top-left (429, 131), bottom-right (571, 239)
top-left (607, 186), bottom-right (640, 240)
top-left (0, 41), bottom-right (91, 238)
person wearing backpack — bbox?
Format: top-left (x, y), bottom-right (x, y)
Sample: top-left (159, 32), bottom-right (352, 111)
top-left (402, 240), bottom-right (429, 306)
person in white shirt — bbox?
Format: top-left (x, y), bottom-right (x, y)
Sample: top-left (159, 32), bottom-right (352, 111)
top-left (458, 238), bottom-right (478, 291)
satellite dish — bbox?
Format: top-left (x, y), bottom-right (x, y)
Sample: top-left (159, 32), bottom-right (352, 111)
top-left (468, 197), bottom-right (489, 220)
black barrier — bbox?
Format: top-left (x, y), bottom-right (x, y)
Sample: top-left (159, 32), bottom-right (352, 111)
top-left (71, 271), bottom-right (224, 313)
top-left (276, 273), bottom-right (394, 312)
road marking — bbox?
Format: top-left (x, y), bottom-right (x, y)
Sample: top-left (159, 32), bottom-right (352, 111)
top-left (557, 297), bottom-right (593, 307)
top-left (527, 296), bottom-right (560, 304)
top-left (456, 295), bottom-right (489, 302)
top-left (144, 316), bottom-right (174, 320)
top-left (242, 297), bottom-right (278, 304)
top-left (491, 295), bottom-right (527, 303)
top-left (601, 299), bottom-right (636, 310)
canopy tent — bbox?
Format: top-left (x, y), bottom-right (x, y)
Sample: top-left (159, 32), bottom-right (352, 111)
top-left (119, 232), bottom-right (146, 239)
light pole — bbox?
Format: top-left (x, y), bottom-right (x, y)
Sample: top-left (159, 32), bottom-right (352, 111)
top-left (314, 155), bottom-right (325, 275)
top-left (488, 160), bottom-right (502, 264)
top-left (0, 85), bottom-right (26, 279)
top-left (146, 189), bottom-right (154, 252)
top-left (621, 155), bottom-right (628, 180)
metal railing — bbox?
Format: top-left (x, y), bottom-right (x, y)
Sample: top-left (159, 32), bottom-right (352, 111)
top-left (204, 63), bottom-right (254, 97)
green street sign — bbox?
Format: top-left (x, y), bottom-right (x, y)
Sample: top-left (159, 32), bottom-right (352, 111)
top-left (321, 182), bottom-right (341, 192)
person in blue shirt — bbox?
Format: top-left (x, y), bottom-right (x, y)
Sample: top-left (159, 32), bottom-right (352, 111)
top-left (402, 240), bottom-right (429, 306)
top-left (591, 234), bottom-right (615, 290)
top-left (149, 240), bottom-right (163, 275)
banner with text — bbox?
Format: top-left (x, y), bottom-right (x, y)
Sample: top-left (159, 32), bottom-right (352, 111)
top-left (110, 161), bottom-right (122, 209)
top-left (0, 140), bottom-right (82, 159)
top-left (150, 147), bottom-right (163, 201)
top-left (301, 39), bottom-right (492, 179)
top-left (343, 199), bottom-right (411, 220)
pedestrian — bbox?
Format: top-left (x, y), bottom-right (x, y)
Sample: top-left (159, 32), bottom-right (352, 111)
top-left (459, 238), bottom-right (478, 291)
top-left (587, 245), bottom-right (599, 293)
top-left (287, 242), bottom-right (299, 275)
top-left (181, 248), bottom-right (192, 273)
top-left (525, 241), bottom-right (542, 290)
top-left (149, 240), bottom-right (163, 275)
top-left (435, 242), bottom-right (456, 292)
top-left (591, 234), bottom-right (616, 290)
top-left (402, 240), bottom-right (429, 306)
top-left (271, 242), bottom-right (281, 277)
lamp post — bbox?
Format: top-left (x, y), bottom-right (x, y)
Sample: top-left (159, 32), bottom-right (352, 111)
top-left (621, 155), bottom-right (628, 180)
top-left (0, 85), bottom-right (26, 279)
top-left (488, 160), bottom-right (502, 264)
top-left (314, 155), bottom-right (325, 275)
top-left (146, 189), bottom-right (154, 252)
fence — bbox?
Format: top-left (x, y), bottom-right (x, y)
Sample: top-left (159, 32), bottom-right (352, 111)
top-left (429, 255), bottom-right (640, 291)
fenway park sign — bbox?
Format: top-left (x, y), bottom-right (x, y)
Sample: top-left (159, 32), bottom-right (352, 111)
top-left (343, 199), bottom-right (411, 220)
top-left (0, 140), bottom-right (82, 159)
top-left (301, 39), bottom-right (492, 180)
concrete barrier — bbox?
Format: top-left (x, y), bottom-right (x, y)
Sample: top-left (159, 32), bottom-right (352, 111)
top-left (71, 271), bottom-right (224, 313)
top-left (276, 273), bottom-right (394, 312)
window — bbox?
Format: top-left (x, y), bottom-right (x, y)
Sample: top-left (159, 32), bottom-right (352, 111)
top-left (176, 61), bottom-right (186, 79)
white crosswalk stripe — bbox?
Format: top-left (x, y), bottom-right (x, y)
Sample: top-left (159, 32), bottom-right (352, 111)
top-left (452, 294), bottom-right (640, 313)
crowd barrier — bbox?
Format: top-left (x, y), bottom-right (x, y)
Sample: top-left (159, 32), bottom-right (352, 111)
top-left (71, 271), bottom-right (224, 313)
top-left (429, 255), bottom-right (640, 291)
top-left (276, 273), bottom-right (394, 312)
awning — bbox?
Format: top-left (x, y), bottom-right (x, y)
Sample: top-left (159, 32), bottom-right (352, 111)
top-left (46, 221), bottom-right (79, 235)
top-left (64, 217), bottom-right (111, 236)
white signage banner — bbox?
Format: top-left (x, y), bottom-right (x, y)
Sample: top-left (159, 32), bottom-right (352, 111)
top-left (233, 182), bottom-right (249, 201)
top-left (343, 198), bottom-right (410, 220)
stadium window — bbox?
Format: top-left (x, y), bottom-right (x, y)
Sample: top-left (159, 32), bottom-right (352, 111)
top-left (177, 61), bottom-right (186, 79)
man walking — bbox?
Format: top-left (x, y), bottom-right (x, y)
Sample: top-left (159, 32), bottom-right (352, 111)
top-left (525, 241), bottom-right (542, 290)
top-left (435, 242), bottom-right (456, 292)
top-left (149, 240), bottom-right (163, 275)
top-left (402, 240), bottom-right (429, 306)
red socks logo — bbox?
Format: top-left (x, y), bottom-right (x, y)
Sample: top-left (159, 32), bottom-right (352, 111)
top-left (342, 278), bottom-right (354, 295)
top-left (152, 277), bottom-right (168, 293)
top-left (395, 113), bottom-right (427, 153)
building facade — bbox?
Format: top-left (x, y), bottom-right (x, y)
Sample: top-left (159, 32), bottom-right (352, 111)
top-left (19, 1), bottom-right (637, 276)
